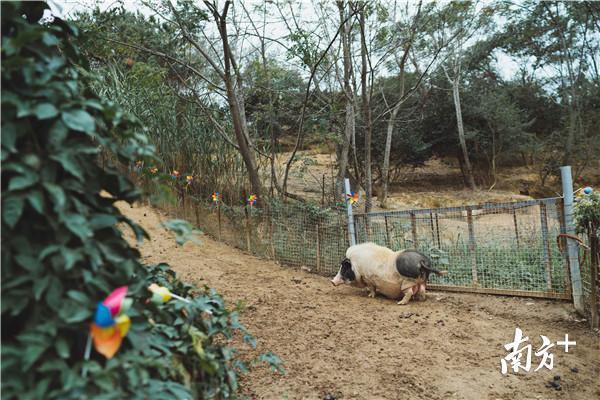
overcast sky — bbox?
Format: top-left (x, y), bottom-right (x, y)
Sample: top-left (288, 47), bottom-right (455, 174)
top-left (49, 0), bottom-right (520, 80)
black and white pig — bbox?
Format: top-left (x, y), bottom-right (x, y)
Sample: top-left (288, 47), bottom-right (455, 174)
top-left (330, 242), bottom-right (447, 304)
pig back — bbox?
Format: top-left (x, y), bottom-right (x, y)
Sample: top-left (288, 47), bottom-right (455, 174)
top-left (346, 242), bottom-right (396, 276)
top-left (394, 250), bottom-right (430, 279)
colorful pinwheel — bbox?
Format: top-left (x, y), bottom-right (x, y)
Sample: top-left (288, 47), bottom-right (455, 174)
top-left (186, 175), bottom-right (193, 185)
top-left (247, 194), bottom-right (257, 206)
top-left (90, 286), bottom-right (131, 359)
top-left (575, 186), bottom-right (593, 198)
top-left (148, 284), bottom-right (213, 314)
top-left (171, 170), bottom-right (180, 179)
top-left (148, 283), bottom-right (187, 304)
top-left (134, 160), bottom-right (143, 169)
top-left (212, 192), bottom-right (220, 204)
top-left (149, 167), bottom-right (158, 175)
top-left (346, 192), bottom-right (359, 205)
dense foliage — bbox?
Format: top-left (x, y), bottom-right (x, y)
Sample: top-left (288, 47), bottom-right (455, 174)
top-left (574, 192), bottom-right (600, 237)
top-left (1, 2), bottom-right (279, 398)
top-left (72, 1), bottom-right (599, 205)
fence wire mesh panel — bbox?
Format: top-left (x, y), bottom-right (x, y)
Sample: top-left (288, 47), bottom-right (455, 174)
top-left (154, 195), bottom-right (349, 276)
top-left (354, 198), bottom-right (571, 299)
top-left (152, 194), bottom-right (572, 300)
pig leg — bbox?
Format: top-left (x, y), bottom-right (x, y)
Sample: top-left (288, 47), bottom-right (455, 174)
top-left (417, 284), bottom-right (427, 301)
top-left (397, 288), bottom-right (413, 305)
top-left (367, 285), bottom-right (377, 298)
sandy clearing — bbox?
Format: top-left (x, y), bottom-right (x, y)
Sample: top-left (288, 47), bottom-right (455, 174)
top-left (122, 201), bottom-right (599, 400)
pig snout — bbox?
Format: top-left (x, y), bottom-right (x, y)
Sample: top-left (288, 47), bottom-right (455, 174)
top-left (331, 274), bottom-right (344, 286)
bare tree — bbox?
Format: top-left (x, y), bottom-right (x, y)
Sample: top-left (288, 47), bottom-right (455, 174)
top-left (335, 0), bottom-right (356, 190)
top-left (358, 3), bottom-right (374, 213)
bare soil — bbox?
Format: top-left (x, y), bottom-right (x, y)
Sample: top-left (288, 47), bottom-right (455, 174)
top-left (122, 202), bottom-right (599, 400)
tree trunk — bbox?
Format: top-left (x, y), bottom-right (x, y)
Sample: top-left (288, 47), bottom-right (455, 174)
top-left (218, 9), bottom-right (262, 199)
top-left (380, 104), bottom-right (400, 208)
top-left (359, 9), bottom-right (373, 213)
top-left (336, 1), bottom-right (354, 191)
top-left (451, 78), bottom-right (476, 190)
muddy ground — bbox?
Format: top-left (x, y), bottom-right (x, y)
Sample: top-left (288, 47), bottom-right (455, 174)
top-left (123, 202), bottom-right (599, 400)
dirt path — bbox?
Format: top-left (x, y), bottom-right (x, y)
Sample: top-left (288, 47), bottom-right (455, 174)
top-left (124, 202), bottom-right (599, 400)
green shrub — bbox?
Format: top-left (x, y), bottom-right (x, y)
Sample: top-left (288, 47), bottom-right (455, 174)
top-left (574, 191), bottom-right (600, 237)
top-left (1, 2), bottom-right (280, 398)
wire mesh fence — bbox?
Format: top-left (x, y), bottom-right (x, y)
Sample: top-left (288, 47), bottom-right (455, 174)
top-left (153, 194), bottom-right (572, 300)
top-left (353, 198), bottom-right (571, 299)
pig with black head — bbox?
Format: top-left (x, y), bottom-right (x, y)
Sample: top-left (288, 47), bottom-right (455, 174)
top-left (331, 242), bottom-right (446, 304)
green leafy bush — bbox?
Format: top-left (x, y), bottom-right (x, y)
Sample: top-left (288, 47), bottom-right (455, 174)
top-left (1, 2), bottom-right (280, 398)
top-left (574, 192), bottom-right (600, 237)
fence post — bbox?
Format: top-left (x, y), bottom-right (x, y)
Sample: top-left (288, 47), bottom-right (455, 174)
top-left (560, 166), bottom-right (584, 313)
top-left (384, 216), bottom-right (391, 247)
top-left (540, 203), bottom-right (553, 290)
top-left (194, 201), bottom-right (200, 227)
top-left (466, 207), bottom-right (478, 286)
top-left (321, 174), bottom-right (325, 206)
top-left (269, 213), bottom-right (276, 259)
top-left (316, 224), bottom-right (321, 273)
top-left (429, 212), bottom-right (436, 244)
top-left (344, 178), bottom-right (357, 246)
top-left (512, 208), bottom-right (520, 249)
top-left (245, 206), bottom-right (251, 253)
top-left (410, 212), bottom-right (418, 248)
top-left (435, 213), bottom-right (441, 248)
top-left (557, 202), bottom-right (572, 296)
top-left (217, 202), bottom-right (222, 241)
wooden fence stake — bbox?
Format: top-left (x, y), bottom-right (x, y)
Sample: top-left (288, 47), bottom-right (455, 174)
top-left (539, 203), bottom-right (553, 290)
top-left (217, 203), bottom-right (222, 241)
top-left (466, 208), bottom-right (478, 286)
top-left (512, 207), bottom-right (520, 249)
top-left (410, 212), bottom-right (418, 248)
top-left (194, 201), bottom-right (200, 227)
top-left (429, 212), bottom-right (436, 244)
top-left (435, 213), bottom-right (441, 248)
top-left (316, 224), bottom-right (321, 272)
top-left (245, 206), bottom-right (251, 253)
top-left (269, 214), bottom-right (276, 259)
top-left (384, 216), bottom-right (391, 247)
top-left (321, 174), bottom-right (325, 206)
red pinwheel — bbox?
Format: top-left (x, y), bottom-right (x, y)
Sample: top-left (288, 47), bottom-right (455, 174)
top-left (90, 286), bottom-right (131, 359)
top-left (346, 192), bottom-right (359, 205)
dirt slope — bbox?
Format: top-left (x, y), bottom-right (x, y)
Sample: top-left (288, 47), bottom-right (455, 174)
top-left (123, 202), bottom-right (599, 400)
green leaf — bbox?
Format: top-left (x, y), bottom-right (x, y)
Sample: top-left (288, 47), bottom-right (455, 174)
top-left (33, 275), bottom-right (51, 300)
top-left (58, 300), bottom-right (92, 323)
top-left (54, 337), bottom-right (70, 359)
top-left (63, 248), bottom-right (83, 270)
top-left (27, 190), bottom-right (45, 213)
top-left (15, 254), bottom-right (42, 273)
top-left (3, 195), bottom-right (24, 228)
top-left (33, 103), bottom-right (59, 120)
top-left (42, 32), bottom-right (60, 46)
top-left (61, 109), bottom-right (95, 133)
top-left (62, 213), bottom-right (93, 240)
top-left (48, 120), bottom-right (69, 147)
top-left (43, 183), bottom-right (66, 210)
top-left (8, 173), bottom-right (38, 191)
top-left (50, 152), bottom-right (83, 181)
top-left (89, 214), bottom-right (118, 230)
top-left (1, 124), bottom-right (17, 152)
top-left (45, 276), bottom-right (64, 311)
top-left (66, 290), bottom-right (90, 304)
